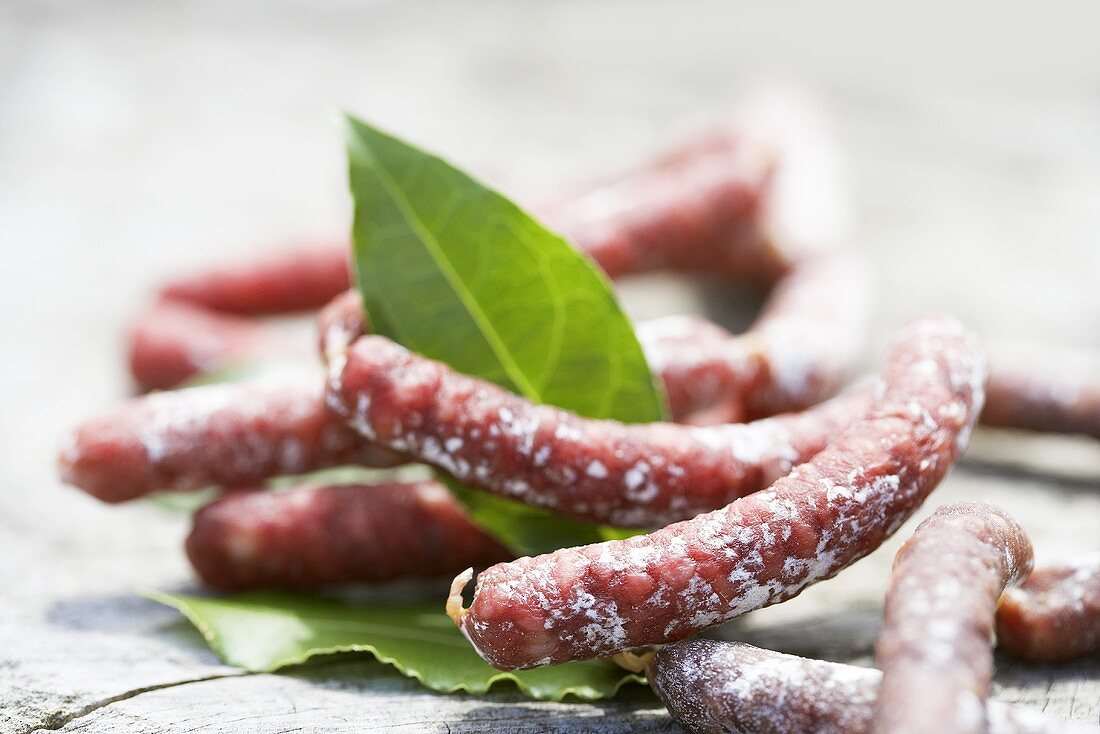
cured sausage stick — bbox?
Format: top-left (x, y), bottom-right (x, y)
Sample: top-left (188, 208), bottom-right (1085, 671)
top-left (445, 314), bottom-right (986, 669)
top-left (996, 552), bottom-right (1100, 663)
top-left (186, 481), bottom-right (510, 591)
top-left (326, 334), bottom-right (871, 528)
top-left (873, 503), bottom-right (1034, 734)
top-left (539, 130), bottom-right (779, 282)
top-left (59, 378), bottom-right (405, 503)
top-left (642, 252), bottom-right (867, 422)
top-left (128, 299), bottom-right (274, 392)
top-left (982, 354), bottom-right (1100, 439)
top-left (160, 243), bottom-right (353, 316)
top-left (649, 640), bottom-right (1095, 734)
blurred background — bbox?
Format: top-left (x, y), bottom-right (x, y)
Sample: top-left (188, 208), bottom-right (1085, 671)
top-left (1, 1), bottom-right (1098, 729)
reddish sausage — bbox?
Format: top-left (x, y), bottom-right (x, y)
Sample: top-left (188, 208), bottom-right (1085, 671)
top-left (874, 503), bottom-right (1033, 734)
top-left (447, 315), bottom-right (985, 669)
top-left (327, 334), bottom-right (871, 528)
top-left (997, 553), bottom-right (1100, 664)
top-left (187, 481), bottom-right (509, 590)
top-left (60, 378), bottom-right (404, 503)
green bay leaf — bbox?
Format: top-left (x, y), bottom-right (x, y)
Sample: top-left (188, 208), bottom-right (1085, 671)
top-left (146, 591), bottom-right (644, 701)
top-left (344, 116), bottom-right (666, 555)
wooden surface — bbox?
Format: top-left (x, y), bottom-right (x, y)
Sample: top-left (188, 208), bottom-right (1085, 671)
top-left (1, 1), bottom-right (1098, 731)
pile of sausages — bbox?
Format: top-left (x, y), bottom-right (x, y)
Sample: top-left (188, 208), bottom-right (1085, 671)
top-left (651, 505), bottom-right (1100, 734)
top-left (59, 91), bottom-right (1099, 733)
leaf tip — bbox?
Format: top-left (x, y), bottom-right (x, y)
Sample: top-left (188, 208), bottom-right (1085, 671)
top-left (340, 112), bottom-right (365, 141)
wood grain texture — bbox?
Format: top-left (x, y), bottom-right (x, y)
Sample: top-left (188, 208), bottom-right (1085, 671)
top-left (1, 1), bottom-right (1098, 732)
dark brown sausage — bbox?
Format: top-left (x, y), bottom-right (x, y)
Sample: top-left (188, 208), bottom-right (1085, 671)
top-left (873, 503), bottom-right (1034, 734)
top-left (186, 481), bottom-right (510, 590)
top-left (447, 315), bottom-right (986, 669)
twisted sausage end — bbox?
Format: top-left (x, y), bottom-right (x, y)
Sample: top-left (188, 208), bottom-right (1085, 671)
top-left (446, 567), bottom-right (473, 627)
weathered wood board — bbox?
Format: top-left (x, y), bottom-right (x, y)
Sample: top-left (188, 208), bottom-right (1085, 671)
top-left (1, 1), bottom-right (1097, 731)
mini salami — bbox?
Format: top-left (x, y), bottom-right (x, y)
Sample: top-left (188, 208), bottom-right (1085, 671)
top-left (447, 315), bottom-right (986, 669)
top-left (643, 252), bottom-right (868, 421)
top-left (874, 503), bottom-right (1034, 734)
top-left (650, 640), bottom-right (1090, 734)
top-left (160, 243), bottom-right (353, 315)
top-left (996, 552), bottom-right (1100, 664)
top-left (328, 334), bottom-right (871, 527)
top-left (982, 352), bottom-right (1100, 439)
top-left (59, 378), bottom-right (404, 503)
top-left (186, 481), bottom-right (510, 590)
top-left (537, 131), bottom-right (779, 282)
top-left (128, 299), bottom-right (272, 392)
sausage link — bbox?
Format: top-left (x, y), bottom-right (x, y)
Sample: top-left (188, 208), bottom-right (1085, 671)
top-left (59, 378), bottom-right (405, 503)
top-left (327, 334), bottom-right (871, 528)
top-left (873, 503), bottom-right (1034, 734)
top-left (650, 640), bottom-right (1093, 734)
top-left (982, 354), bottom-right (1100, 439)
top-left (996, 552), bottom-right (1100, 663)
top-left (642, 252), bottom-right (868, 421)
top-left (128, 299), bottom-right (273, 392)
top-left (446, 315), bottom-right (986, 669)
top-left (160, 243), bottom-right (352, 315)
top-left (186, 481), bottom-right (510, 591)
top-left (538, 131), bottom-right (780, 282)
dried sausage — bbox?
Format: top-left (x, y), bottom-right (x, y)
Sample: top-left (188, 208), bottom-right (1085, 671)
top-left (446, 315), bottom-right (986, 669)
top-left (982, 352), bottom-right (1100, 439)
top-left (128, 299), bottom-right (272, 392)
top-left (996, 553), bottom-right (1100, 663)
top-left (327, 334), bottom-right (871, 528)
top-left (187, 481), bottom-right (510, 590)
top-left (537, 131), bottom-right (779, 282)
top-left (643, 252), bottom-right (867, 421)
top-left (160, 243), bottom-right (352, 315)
top-left (59, 378), bottom-right (404, 503)
top-left (874, 503), bottom-right (1033, 734)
